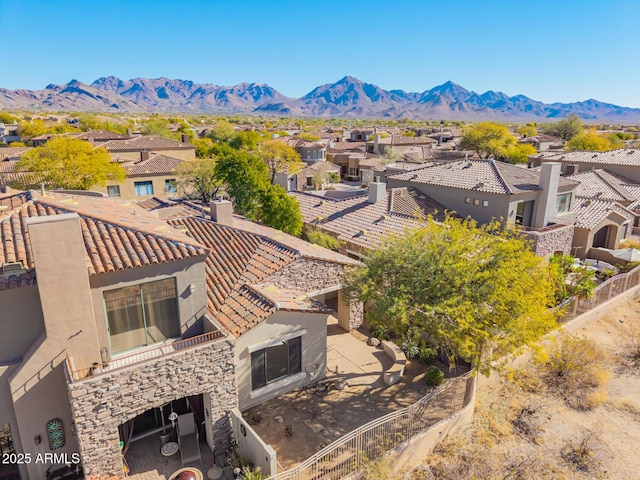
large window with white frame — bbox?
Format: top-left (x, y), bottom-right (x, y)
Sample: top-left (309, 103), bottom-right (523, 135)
top-left (251, 336), bottom-right (302, 390)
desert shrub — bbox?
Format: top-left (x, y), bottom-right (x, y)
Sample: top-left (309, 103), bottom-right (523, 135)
top-left (561, 430), bottom-right (604, 475)
top-left (424, 366), bottom-right (445, 386)
top-left (361, 455), bottom-right (402, 480)
top-left (537, 335), bottom-right (609, 410)
top-left (402, 338), bottom-right (420, 359)
top-left (506, 366), bottom-right (543, 393)
top-left (616, 260), bottom-right (640, 273)
top-left (511, 399), bottom-right (545, 443)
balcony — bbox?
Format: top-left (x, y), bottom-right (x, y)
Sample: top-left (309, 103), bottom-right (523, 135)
top-left (65, 321), bottom-right (226, 382)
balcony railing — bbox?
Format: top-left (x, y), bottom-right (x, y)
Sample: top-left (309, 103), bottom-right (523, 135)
top-left (66, 329), bottom-right (225, 382)
top-left (516, 217), bottom-right (573, 233)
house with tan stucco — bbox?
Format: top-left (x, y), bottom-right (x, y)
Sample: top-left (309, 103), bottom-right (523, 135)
top-left (0, 190), bottom-right (361, 479)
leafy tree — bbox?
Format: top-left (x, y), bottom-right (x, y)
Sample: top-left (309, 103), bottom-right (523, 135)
top-left (0, 112), bottom-right (18, 124)
top-left (257, 140), bottom-right (303, 183)
top-left (208, 120), bottom-right (236, 143)
top-left (565, 132), bottom-right (614, 151)
top-left (140, 117), bottom-right (174, 139)
top-left (213, 145), bottom-right (270, 219)
top-left (177, 158), bottom-right (222, 204)
top-left (304, 228), bottom-right (345, 251)
top-left (505, 143), bottom-right (537, 164)
top-left (8, 142), bottom-right (26, 147)
top-left (213, 145), bottom-right (303, 235)
top-left (515, 123), bottom-right (538, 137)
top-left (549, 254), bottom-right (597, 304)
top-left (78, 114), bottom-right (128, 134)
top-left (343, 216), bottom-right (557, 373)
top-left (540, 114), bottom-right (584, 140)
top-left (258, 184), bottom-right (303, 236)
top-left (18, 119), bottom-right (48, 138)
top-left (15, 137), bottom-right (126, 190)
top-left (459, 122), bottom-right (516, 159)
top-left (298, 132), bottom-right (321, 141)
top-left (229, 130), bottom-right (263, 151)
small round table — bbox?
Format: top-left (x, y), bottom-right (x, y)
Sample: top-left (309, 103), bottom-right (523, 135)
top-left (161, 441), bottom-right (179, 457)
top-left (169, 467), bottom-right (203, 480)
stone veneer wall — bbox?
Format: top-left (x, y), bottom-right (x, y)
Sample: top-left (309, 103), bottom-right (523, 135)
top-left (523, 225), bottom-right (574, 258)
top-left (67, 337), bottom-right (237, 479)
top-left (265, 258), bottom-right (364, 328)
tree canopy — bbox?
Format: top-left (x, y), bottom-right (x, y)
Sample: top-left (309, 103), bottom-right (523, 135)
top-left (459, 122), bottom-right (517, 160)
top-left (540, 114), bottom-right (584, 140)
top-left (256, 139), bottom-right (303, 182)
top-left (565, 131), bottom-right (616, 151)
top-left (343, 216), bottom-right (558, 373)
top-left (177, 158), bottom-right (222, 204)
top-left (15, 137), bottom-right (126, 190)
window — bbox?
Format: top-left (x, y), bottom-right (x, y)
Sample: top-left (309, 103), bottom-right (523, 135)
top-left (104, 278), bottom-right (180, 354)
top-left (165, 179), bottom-right (177, 194)
top-left (465, 197), bottom-right (471, 204)
top-left (482, 200), bottom-right (489, 207)
top-left (251, 336), bottom-right (302, 390)
top-left (473, 198), bottom-right (480, 206)
top-left (306, 176), bottom-right (313, 187)
top-left (348, 167), bottom-right (359, 177)
top-left (134, 181), bottom-right (154, 196)
top-left (556, 193), bottom-right (571, 213)
top-left (312, 150), bottom-right (317, 160)
top-left (107, 185), bottom-right (121, 198)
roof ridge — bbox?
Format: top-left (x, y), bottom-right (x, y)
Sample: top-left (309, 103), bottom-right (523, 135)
top-left (34, 197), bottom-right (206, 251)
top-left (488, 160), bottom-right (513, 194)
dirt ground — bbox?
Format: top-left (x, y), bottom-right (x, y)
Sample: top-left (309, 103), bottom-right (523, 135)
top-left (243, 328), bottom-right (456, 469)
top-left (423, 297), bottom-right (640, 480)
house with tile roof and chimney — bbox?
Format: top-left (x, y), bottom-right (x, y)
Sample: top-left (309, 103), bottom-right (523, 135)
top-left (529, 148), bottom-right (640, 182)
top-left (387, 159), bottom-right (579, 257)
top-left (289, 179), bottom-right (453, 258)
top-left (0, 189), bottom-right (362, 479)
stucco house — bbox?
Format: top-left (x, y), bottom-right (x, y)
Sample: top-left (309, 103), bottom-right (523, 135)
top-left (0, 190), bottom-right (361, 479)
top-left (387, 160), bottom-right (579, 257)
top-left (528, 149), bottom-right (640, 182)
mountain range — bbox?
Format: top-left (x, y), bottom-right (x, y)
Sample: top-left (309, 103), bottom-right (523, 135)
top-left (1, 76), bottom-right (639, 122)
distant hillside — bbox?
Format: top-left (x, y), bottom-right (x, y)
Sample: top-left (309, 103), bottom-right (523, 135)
top-left (1, 76), bottom-right (639, 122)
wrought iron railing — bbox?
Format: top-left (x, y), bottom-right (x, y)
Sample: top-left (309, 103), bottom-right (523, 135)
top-left (269, 373), bottom-right (472, 480)
top-left (66, 330), bottom-right (225, 382)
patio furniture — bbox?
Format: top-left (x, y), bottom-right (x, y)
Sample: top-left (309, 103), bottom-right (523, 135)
top-left (161, 441), bottom-right (179, 457)
top-left (169, 467), bottom-right (203, 480)
top-left (177, 413), bottom-right (201, 467)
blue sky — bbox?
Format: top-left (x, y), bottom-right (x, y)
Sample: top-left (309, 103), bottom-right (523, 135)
top-left (1, 0), bottom-right (639, 107)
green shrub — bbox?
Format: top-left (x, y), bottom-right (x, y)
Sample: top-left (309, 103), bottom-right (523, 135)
top-left (402, 338), bottom-right (420, 359)
top-left (419, 346), bottom-right (437, 364)
top-left (370, 323), bottom-right (390, 340)
top-left (425, 366), bottom-right (445, 386)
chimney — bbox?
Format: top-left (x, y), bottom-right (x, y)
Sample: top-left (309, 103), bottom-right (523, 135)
top-left (210, 199), bottom-right (233, 226)
top-left (373, 134), bottom-right (380, 155)
top-left (181, 133), bottom-right (190, 144)
top-left (565, 164), bottom-right (579, 176)
top-left (126, 128), bottom-right (133, 137)
top-left (533, 162), bottom-right (561, 228)
top-left (368, 176), bottom-right (387, 203)
top-left (140, 151), bottom-right (150, 162)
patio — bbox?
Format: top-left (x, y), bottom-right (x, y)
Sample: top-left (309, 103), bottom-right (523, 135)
top-left (242, 320), bottom-right (435, 470)
top-left (125, 434), bottom-right (231, 480)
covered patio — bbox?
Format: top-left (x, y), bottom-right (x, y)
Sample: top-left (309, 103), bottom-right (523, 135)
top-left (242, 319), bottom-right (435, 469)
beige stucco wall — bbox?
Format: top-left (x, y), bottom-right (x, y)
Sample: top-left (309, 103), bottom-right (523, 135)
top-left (88, 255), bottom-right (208, 364)
top-left (236, 310), bottom-right (328, 411)
top-left (8, 214), bottom-right (100, 480)
top-left (96, 173), bottom-right (180, 200)
top-left (0, 286), bottom-right (45, 363)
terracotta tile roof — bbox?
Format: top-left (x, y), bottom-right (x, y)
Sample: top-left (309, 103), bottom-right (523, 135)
top-left (326, 141), bottom-right (367, 153)
top-left (373, 135), bottom-right (437, 145)
top-left (291, 187), bottom-right (450, 251)
top-left (566, 169), bottom-right (639, 203)
top-left (167, 216), bottom-right (348, 337)
top-left (119, 153), bottom-right (185, 176)
top-left (0, 191), bottom-right (206, 290)
top-left (389, 159), bottom-right (578, 195)
top-left (0, 147), bottom-right (31, 161)
top-left (573, 197), bottom-right (635, 229)
top-left (70, 130), bottom-right (130, 142)
top-left (99, 135), bottom-right (194, 152)
top-left (535, 149), bottom-right (640, 166)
